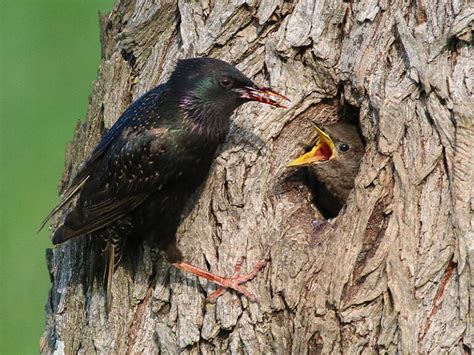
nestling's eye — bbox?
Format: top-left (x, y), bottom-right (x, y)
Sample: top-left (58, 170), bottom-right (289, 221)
top-left (219, 76), bottom-right (233, 89)
top-left (338, 143), bottom-right (350, 152)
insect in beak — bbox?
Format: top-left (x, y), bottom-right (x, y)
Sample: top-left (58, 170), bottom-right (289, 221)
top-left (235, 86), bottom-right (290, 108)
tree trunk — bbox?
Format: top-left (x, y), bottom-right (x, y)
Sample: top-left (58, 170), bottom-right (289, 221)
top-left (41, 1), bottom-right (473, 353)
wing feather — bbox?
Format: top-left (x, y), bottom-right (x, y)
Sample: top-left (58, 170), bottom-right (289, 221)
top-left (37, 175), bottom-right (89, 232)
top-left (40, 84), bottom-right (167, 234)
top-left (52, 194), bottom-right (148, 244)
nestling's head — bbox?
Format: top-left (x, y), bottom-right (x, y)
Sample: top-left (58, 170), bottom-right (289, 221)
top-left (288, 121), bottom-right (365, 202)
top-left (317, 123), bottom-right (365, 168)
top-left (288, 122), bottom-right (365, 167)
top-left (168, 58), bottom-right (288, 129)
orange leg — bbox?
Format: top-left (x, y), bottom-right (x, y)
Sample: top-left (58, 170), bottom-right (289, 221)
top-left (173, 256), bottom-right (269, 303)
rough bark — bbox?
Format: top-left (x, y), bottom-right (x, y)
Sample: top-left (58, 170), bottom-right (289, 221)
top-left (41, 0), bottom-right (473, 354)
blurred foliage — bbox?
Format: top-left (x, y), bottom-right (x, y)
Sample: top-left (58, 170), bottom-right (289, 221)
top-left (0, 0), bottom-right (113, 353)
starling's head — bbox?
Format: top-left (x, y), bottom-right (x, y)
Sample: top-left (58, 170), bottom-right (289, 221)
top-left (169, 58), bottom-right (288, 134)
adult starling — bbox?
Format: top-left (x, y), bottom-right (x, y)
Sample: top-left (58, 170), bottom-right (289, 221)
top-left (288, 122), bottom-right (365, 217)
top-left (41, 57), bottom-right (289, 305)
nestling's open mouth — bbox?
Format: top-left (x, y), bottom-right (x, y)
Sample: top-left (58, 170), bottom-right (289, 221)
top-left (287, 125), bottom-right (336, 166)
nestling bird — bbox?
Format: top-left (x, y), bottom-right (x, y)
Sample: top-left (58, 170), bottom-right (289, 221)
top-left (40, 57), bottom-right (289, 306)
top-left (288, 122), bottom-right (365, 217)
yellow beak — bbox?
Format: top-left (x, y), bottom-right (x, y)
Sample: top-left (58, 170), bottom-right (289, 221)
top-left (287, 125), bottom-right (336, 167)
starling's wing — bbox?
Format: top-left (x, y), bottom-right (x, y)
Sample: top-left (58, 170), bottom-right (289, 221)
top-left (39, 85), bottom-right (166, 232)
top-left (37, 175), bottom-right (90, 232)
top-left (52, 194), bottom-right (148, 244)
top-left (53, 122), bottom-right (173, 244)
top-left (52, 123), bottom-right (173, 244)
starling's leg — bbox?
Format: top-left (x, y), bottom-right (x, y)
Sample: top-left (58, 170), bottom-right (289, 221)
top-left (173, 257), bottom-right (269, 303)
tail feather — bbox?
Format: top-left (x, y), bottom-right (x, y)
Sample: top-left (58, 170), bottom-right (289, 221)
top-left (104, 241), bottom-right (115, 312)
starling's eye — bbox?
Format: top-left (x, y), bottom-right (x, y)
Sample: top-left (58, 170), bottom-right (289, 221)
top-left (219, 76), bottom-right (233, 89)
top-left (339, 143), bottom-right (350, 152)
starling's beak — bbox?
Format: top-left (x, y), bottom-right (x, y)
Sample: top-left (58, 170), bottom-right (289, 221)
top-left (235, 86), bottom-right (290, 108)
top-left (287, 126), bottom-right (336, 167)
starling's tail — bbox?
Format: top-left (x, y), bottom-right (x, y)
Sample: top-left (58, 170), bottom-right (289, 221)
top-left (104, 241), bottom-right (115, 312)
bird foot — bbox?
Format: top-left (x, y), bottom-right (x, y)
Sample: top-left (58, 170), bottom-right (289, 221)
top-left (173, 257), bottom-right (269, 303)
top-left (207, 257), bottom-right (269, 303)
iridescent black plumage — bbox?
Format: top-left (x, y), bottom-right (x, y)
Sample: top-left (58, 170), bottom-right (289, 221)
top-left (42, 57), bottom-right (288, 306)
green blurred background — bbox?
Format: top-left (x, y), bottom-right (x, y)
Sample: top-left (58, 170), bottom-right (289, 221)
top-left (0, 0), bottom-right (114, 353)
